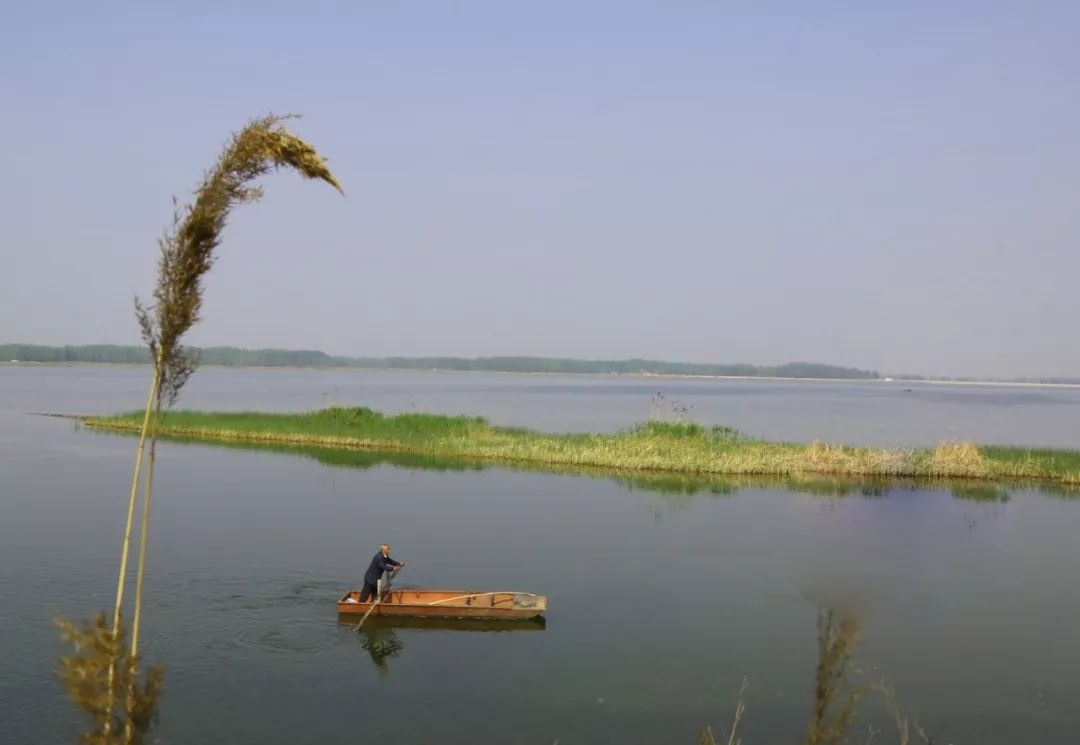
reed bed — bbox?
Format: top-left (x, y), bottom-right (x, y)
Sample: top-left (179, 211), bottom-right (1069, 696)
top-left (83, 406), bottom-right (1080, 485)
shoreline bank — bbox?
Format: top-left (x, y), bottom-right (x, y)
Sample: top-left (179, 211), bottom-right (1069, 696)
top-left (82, 407), bottom-right (1080, 486)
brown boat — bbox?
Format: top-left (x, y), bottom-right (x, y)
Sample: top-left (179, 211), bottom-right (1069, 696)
top-left (337, 588), bottom-right (547, 620)
top-left (336, 614), bottom-right (547, 632)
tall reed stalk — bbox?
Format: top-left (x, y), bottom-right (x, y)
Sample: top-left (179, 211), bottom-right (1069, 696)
top-left (57, 114), bottom-right (341, 744)
top-left (698, 610), bottom-right (930, 745)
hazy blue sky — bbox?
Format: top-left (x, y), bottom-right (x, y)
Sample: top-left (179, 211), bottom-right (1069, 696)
top-left (2, 1), bottom-right (1077, 377)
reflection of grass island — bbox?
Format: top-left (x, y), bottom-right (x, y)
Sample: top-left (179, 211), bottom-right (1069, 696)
top-left (82, 406), bottom-right (1080, 486)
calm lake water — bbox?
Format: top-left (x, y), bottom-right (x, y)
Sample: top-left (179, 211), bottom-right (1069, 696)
top-left (3, 366), bottom-right (1080, 743)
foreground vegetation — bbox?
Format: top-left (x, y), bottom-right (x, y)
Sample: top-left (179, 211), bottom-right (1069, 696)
top-left (83, 406), bottom-right (1080, 485)
top-left (58, 115), bottom-right (342, 744)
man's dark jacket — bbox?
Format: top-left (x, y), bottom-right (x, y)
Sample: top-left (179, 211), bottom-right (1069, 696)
top-left (364, 552), bottom-right (402, 586)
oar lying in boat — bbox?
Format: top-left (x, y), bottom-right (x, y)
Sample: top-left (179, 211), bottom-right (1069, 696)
top-left (355, 564), bottom-right (404, 631)
top-left (427, 591), bottom-right (541, 606)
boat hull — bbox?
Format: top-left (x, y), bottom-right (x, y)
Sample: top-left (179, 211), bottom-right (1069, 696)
top-left (337, 588), bottom-right (546, 620)
top-left (337, 615), bottom-right (547, 632)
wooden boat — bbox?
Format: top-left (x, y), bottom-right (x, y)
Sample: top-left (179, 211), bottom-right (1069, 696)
top-left (337, 614), bottom-right (547, 632)
top-left (337, 588), bottom-right (546, 620)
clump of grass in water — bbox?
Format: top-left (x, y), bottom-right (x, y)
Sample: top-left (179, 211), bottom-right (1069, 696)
top-left (57, 115), bottom-right (341, 743)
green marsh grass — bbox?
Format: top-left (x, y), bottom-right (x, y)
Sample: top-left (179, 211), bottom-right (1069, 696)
top-left (84, 406), bottom-right (1080, 486)
top-left (95, 424), bottom-right (1068, 504)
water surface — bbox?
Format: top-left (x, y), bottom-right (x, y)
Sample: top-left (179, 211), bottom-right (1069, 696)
top-left (2, 367), bottom-right (1079, 743)
top-left (6, 364), bottom-right (1080, 447)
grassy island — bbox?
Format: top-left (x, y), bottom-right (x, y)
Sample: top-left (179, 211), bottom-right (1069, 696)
top-left (81, 406), bottom-right (1080, 485)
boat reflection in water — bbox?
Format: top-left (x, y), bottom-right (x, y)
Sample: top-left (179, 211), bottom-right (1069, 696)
top-left (338, 615), bottom-right (547, 676)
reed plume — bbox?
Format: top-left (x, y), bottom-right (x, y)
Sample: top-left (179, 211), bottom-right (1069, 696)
top-left (58, 114), bottom-right (341, 743)
top-left (135, 113), bottom-right (342, 405)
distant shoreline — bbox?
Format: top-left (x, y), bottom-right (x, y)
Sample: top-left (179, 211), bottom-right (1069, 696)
top-left (0, 344), bottom-right (877, 380)
top-left (6, 359), bottom-right (1080, 389)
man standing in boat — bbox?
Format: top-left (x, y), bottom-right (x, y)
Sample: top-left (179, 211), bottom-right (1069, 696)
top-left (360, 543), bottom-right (405, 602)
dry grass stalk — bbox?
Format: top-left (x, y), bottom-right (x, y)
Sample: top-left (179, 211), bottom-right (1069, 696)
top-left (699, 675), bottom-right (749, 745)
top-left (59, 114), bottom-right (341, 743)
top-left (726, 676), bottom-right (749, 745)
top-left (880, 684), bottom-right (931, 745)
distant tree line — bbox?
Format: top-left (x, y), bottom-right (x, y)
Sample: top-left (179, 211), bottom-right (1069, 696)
top-left (0, 344), bottom-right (337, 367)
top-left (0, 344), bottom-right (880, 379)
top-left (351, 356), bottom-right (880, 379)
top-left (892, 372), bottom-right (1080, 385)
top-left (2, 344), bottom-right (156, 364)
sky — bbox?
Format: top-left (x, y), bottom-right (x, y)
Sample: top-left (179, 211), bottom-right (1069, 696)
top-left (1, 1), bottom-right (1078, 378)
